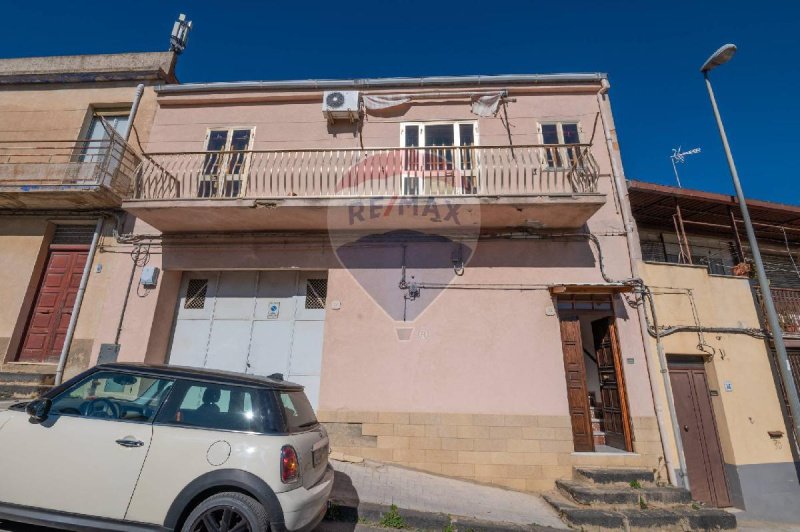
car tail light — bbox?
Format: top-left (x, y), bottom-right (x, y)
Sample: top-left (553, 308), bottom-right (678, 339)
top-left (281, 445), bottom-right (299, 483)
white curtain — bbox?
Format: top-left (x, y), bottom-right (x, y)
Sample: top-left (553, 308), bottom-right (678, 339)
top-left (363, 94), bottom-right (412, 111)
top-left (471, 92), bottom-right (504, 117)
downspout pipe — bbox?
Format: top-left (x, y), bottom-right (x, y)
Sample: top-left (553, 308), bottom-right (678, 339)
top-left (54, 217), bottom-right (104, 386)
top-left (643, 286), bottom-right (691, 491)
top-left (596, 79), bottom-right (687, 488)
top-left (124, 84), bottom-right (145, 141)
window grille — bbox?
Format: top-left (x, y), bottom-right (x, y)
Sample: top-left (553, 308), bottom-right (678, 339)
top-left (641, 240), bottom-right (667, 263)
top-left (184, 279), bottom-right (209, 309)
top-left (305, 279), bottom-right (327, 310)
top-left (52, 225), bottom-right (95, 245)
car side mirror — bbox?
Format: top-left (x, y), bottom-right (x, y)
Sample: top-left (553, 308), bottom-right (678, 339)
top-left (26, 398), bottom-right (52, 422)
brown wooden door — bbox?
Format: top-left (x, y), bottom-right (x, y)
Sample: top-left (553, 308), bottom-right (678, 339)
top-left (592, 318), bottom-right (633, 451)
top-left (18, 247), bottom-right (88, 363)
top-left (559, 315), bottom-right (594, 452)
top-left (668, 357), bottom-right (731, 507)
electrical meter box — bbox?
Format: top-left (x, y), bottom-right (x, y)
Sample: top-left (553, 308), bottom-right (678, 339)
top-left (140, 265), bottom-right (160, 288)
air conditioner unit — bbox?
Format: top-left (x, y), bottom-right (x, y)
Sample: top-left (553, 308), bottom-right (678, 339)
top-left (322, 90), bottom-right (360, 122)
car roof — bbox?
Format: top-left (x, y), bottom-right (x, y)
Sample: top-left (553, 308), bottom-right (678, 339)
top-left (95, 363), bottom-right (304, 391)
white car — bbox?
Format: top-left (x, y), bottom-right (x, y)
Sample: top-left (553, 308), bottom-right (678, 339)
top-left (0, 363), bottom-right (333, 531)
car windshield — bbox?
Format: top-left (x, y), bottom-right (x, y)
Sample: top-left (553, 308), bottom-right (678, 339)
top-left (50, 371), bottom-right (174, 423)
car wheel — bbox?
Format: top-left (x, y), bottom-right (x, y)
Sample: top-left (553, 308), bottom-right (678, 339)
top-left (181, 491), bottom-right (270, 532)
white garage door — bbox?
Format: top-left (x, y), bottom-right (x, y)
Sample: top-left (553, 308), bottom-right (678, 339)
top-left (167, 271), bottom-right (327, 407)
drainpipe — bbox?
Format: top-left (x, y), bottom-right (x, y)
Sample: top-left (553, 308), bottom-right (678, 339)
top-left (124, 84), bottom-right (145, 141)
top-left (596, 79), bottom-right (688, 488)
top-left (54, 217), bottom-right (104, 386)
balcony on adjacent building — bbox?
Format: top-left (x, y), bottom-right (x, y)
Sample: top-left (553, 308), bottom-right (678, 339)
top-left (0, 134), bottom-right (141, 209)
top-left (757, 287), bottom-right (800, 337)
top-left (124, 144), bottom-right (606, 232)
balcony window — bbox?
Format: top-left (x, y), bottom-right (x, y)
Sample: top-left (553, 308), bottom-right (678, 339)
top-left (199, 128), bottom-right (254, 198)
top-left (400, 122), bottom-right (477, 195)
top-left (541, 122), bottom-right (581, 169)
top-left (79, 112), bottom-right (130, 163)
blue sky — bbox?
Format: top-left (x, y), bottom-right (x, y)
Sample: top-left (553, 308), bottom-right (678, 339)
top-left (1, 1), bottom-right (797, 204)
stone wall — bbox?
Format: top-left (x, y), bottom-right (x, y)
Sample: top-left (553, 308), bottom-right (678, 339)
top-left (320, 410), bottom-right (663, 492)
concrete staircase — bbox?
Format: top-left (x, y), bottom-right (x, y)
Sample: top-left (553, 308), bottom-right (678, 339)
top-left (544, 467), bottom-right (736, 531)
top-left (0, 368), bottom-right (55, 400)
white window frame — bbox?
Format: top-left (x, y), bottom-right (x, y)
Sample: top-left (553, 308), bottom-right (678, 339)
top-left (399, 121), bottom-right (479, 195)
top-left (537, 121), bottom-right (583, 170)
top-left (199, 127), bottom-right (256, 198)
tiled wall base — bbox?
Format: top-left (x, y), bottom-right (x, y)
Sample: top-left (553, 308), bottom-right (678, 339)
top-left (318, 411), bottom-right (664, 492)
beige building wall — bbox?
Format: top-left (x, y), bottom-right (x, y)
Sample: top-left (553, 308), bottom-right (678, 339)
top-left (0, 215), bottom-right (136, 379)
top-left (0, 56), bottom-right (166, 375)
top-left (638, 261), bottom-right (800, 520)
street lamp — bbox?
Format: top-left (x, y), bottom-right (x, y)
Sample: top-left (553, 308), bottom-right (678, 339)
top-left (701, 44), bottom-right (800, 445)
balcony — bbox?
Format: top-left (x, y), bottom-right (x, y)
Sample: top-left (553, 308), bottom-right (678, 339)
top-left (0, 134), bottom-right (141, 209)
top-left (124, 144), bottom-right (606, 232)
top-left (757, 287), bottom-right (800, 336)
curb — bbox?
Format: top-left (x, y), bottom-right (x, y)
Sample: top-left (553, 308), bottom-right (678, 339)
top-left (324, 500), bottom-right (561, 531)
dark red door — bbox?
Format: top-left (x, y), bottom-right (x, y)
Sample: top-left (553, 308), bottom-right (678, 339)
top-left (559, 315), bottom-right (594, 452)
top-left (669, 357), bottom-right (731, 507)
top-left (592, 318), bottom-right (633, 451)
top-left (18, 247), bottom-right (88, 363)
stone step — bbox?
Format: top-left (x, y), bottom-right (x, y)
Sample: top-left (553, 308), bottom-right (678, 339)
top-left (0, 383), bottom-right (52, 400)
top-left (575, 467), bottom-right (656, 486)
top-left (556, 480), bottom-right (692, 506)
top-left (0, 371), bottom-right (55, 386)
top-left (543, 492), bottom-right (736, 531)
top-left (556, 479), bottom-right (639, 506)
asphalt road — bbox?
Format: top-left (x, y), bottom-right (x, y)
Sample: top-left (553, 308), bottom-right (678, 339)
top-left (0, 520), bottom-right (384, 532)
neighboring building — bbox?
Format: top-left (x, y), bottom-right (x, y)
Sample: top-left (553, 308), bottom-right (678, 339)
top-left (0, 53), bottom-right (177, 392)
top-left (628, 180), bottom-right (800, 522)
top-left (88, 74), bottom-right (667, 491)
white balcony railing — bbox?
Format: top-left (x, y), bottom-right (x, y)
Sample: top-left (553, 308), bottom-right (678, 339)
top-left (0, 133), bottom-right (141, 197)
top-left (134, 144), bottom-right (599, 200)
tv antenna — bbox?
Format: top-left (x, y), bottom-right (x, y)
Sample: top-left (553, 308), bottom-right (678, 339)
top-left (170, 14), bottom-right (192, 55)
top-left (670, 146), bottom-right (701, 188)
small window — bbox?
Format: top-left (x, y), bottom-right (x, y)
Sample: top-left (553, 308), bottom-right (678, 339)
top-left (279, 391), bottom-right (318, 432)
top-left (305, 278), bottom-right (328, 309)
top-left (185, 279), bottom-right (209, 309)
top-left (159, 381), bottom-right (277, 433)
top-left (50, 371), bottom-right (174, 423)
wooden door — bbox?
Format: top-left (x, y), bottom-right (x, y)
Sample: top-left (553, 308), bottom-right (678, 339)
top-left (592, 318), bottom-right (633, 451)
top-left (18, 247), bottom-right (88, 363)
top-left (668, 357), bottom-right (731, 507)
top-left (559, 316), bottom-right (594, 452)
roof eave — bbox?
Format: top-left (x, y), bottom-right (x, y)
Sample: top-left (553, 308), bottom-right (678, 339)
top-left (155, 72), bottom-right (608, 95)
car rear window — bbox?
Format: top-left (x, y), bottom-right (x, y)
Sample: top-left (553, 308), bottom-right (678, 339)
top-left (279, 391), bottom-right (318, 432)
top-left (157, 380), bottom-right (282, 433)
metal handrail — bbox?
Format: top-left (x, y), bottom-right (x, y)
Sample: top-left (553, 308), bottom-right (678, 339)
top-left (0, 136), bottom-right (141, 195)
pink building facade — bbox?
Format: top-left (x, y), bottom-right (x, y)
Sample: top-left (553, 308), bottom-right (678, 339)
top-left (103, 74), bottom-right (666, 491)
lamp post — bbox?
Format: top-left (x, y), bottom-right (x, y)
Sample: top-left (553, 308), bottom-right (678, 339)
top-left (701, 44), bottom-right (800, 444)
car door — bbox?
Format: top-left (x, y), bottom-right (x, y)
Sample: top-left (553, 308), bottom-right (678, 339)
top-left (0, 370), bottom-right (173, 520)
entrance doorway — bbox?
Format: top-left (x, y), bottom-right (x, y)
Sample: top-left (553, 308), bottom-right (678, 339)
top-left (557, 294), bottom-right (633, 453)
top-left (668, 356), bottom-right (731, 507)
top-left (17, 231), bottom-right (92, 364)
